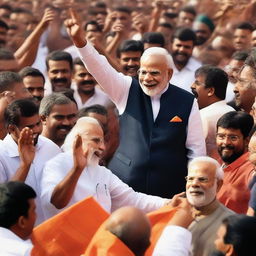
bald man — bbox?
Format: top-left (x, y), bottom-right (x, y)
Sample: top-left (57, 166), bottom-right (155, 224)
top-left (65, 11), bottom-right (205, 199)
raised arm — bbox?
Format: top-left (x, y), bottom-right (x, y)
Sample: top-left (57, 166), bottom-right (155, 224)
top-left (65, 9), bottom-right (132, 113)
top-left (50, 135), bottom-right (87, 209)
top-left (14, 8), bottom-right (55, 68)
top-left (11, 127), bottom-right (35, 182)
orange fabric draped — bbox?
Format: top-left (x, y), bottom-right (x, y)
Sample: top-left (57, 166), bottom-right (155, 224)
top-left (31, 197), bottom-right (109, 256)
top-left (145, 205), bottom-right (178, 256)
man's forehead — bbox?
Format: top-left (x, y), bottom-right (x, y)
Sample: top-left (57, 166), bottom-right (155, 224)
top-left (188, 161), bottom-right (215, 175)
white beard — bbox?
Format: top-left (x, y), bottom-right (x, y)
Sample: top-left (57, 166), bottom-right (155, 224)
top-left (186, 182), bottom-right (217, 207)
top-left (87, 148), bottom-right (100, 167)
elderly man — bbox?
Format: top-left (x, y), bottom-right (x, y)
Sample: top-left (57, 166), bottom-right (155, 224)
top-left (41, 117), bottom-right (167, 219)
top-left (64, 11), bottom-right (205, 198)
top-left (186, 156), bottom-right (234, 256)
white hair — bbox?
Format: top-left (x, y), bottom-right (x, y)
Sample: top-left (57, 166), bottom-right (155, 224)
top-left (188, 156), bottom-right (224, 180)
top-left (140, 47), bottom-right (175, 69)
top-left (62, 117), bottom-right (100, 152)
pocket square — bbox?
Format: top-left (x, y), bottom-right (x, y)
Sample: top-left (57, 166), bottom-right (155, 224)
top-left (169, 116), bottom-right (182, 122)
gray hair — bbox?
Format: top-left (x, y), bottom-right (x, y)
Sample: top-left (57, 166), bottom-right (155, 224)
top-left (62, 117), bottom-right (100, 152)
top-left (39, 93), bottom-right (72, 116)
top-left (188, 156), bottom-right (224, 180)
top-left (140, 47), bottom-right (174, 69)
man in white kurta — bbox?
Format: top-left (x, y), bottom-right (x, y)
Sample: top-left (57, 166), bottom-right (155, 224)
top-left (41, 117), bottom-right (167, 219)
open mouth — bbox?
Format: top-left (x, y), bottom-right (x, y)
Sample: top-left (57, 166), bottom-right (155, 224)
top-left (190, 191), bottom-right (204, 196)
top-left (94, 151), bottom-right (102, 158)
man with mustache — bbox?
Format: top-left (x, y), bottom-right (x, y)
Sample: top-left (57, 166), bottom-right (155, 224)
top-left (190, 65), bottom-right (234, 158)
top-left (0, 19), bottom-right (8, 47)
top-left (185, 156), bottom-right (234, 256)
top-left (64, 12), bottom-right (205, 199)
top-left (73, 58), bottom-right (112, 109)
top-left (19, 66), bottom-right (45, 104)
top-left (216, 111), bottom-right (255, 214)
top-left (45, 50), bottom-right (74, 94)
top-left (41, 117), bottom-right (167, 219)
top-left (170, 27), bottom-right (202, 92)
top-left (0, 98), bottom-right (61, 225)
top-left (39, 93), bottom-right (78, 147)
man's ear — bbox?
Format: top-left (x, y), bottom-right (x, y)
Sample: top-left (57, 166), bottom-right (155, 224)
top-left (17, 215), bottom-right (26, 229)
top-left (216, 179), bottom-right (223, 192)
top-left (168, 68), bottom-right (173, 80)
top-left (226, 244), bottom-right (234, 256)
top-left (207, 87), bottom-right (215, 97)
top-left (40, 115), bottom-right (47, 125)
top-left (7, 124), bottom-right (16, 134)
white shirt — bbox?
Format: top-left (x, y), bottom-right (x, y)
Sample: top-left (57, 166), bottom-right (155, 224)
top-left (152, 226), bottom-right (191, 256)
top-left (170, 57), bottom-right (202, 93)
top-left (77, 42), bottom-right (206, 159)
top-left (41, 151), bottom-right (167, 219)
top-left (0, 227), bottom-right (32, 256)
top-left (73, 86), bottom-right (112, 110)
top-left (200, 100), bottom-right (234, 156)
top-left (0, 135), bottom-right (61, 225)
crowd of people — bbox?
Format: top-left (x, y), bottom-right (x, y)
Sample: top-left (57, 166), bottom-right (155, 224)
top-left (1, 0), bottom-right (256, 255)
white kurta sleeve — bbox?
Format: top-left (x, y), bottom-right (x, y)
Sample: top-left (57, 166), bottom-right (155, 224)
top-left (108, 171), bottom-right (167, 213)
top-left (152, 225), bottom-right (191, 256)
top-left (77, 43), bottom-right (132, 114)
top-left (186, 99), bottom-right (206, 159)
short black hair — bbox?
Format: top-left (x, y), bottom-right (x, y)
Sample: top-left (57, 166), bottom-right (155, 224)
top-left (78, 104), bottom-right (107, 118)
top-left (46, 51), bottom-right (73, 71)
top-left (0, 181), bottom-right (36, 228)
top-left (172, 27), bottom-right (196, 44)
top-left (195, 65), bottom-right (228, 100)
top-left (19, 66), bottom-right (45, 83)
top-left (179, 5), bottom-right (197, 16)
top-left (141, 32), bottom-right (165, 47)
top-left (217, 111), bottom-right (254, 138)
top-left (84, 20), bottom-right (102, 32)
top-left (4, 98), bottom-right (39, 127)
top-left (0, 19), bottom-right (8, 30)
top-left (0, 71), bottom-right (21, 93)
top-left (73, 57), bottom-right (85, 67)
top-left (223, 215), bottom-right (256, 256)
top-left (232, 50), bottom-right (250, 61)
top-left (114, 6), bottom-right (132, 15)
top-left (117, 40), bottom-right (144, 58)
top-left (236, 22), bottom-right (254, 32)
top-left (158, 23), bottom-right (173, 30)
top-left (243, 48), bottom-right (256, 78)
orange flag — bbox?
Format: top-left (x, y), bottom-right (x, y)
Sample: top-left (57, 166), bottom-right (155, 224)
top-left (31, 197), bottom-right (109, 256)
top-left (83, 221), bottom-right (135, 256)
top-left (145, 205), bottom-right (178, 256)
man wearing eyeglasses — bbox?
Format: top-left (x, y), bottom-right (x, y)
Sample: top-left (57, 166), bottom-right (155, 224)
top-left (184, 156), bottom-right (234, 256)
top-left (216, 111), bottom-right (255, 214)
top-left (64, 12), bottom-right (206, 198)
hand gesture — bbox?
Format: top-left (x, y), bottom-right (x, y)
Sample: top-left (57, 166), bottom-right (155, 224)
top-left (64, 8), bottom-right (86, 47)
top-left (73, 134), bottom-right (88, 172)
top-left (18, 127), bottom-right (36, 168)
top-left (39, 8), bottom-right (55, 29)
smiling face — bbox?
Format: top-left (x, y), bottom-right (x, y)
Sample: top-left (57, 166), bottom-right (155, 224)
top-left (171, 38), bottom-right (194, 69)
top-left (139, 54), bottom-right (173, 96)
top-left (42, 103), bottom-right (78, 146)
top-left (119, 51), bottom-right (141, 77)
top-left (216, 127), bottom-right (247, 164)
top-left (186, 161), bottom-right (219, 208)
top-left (81, 122), bottom-right (106, 166)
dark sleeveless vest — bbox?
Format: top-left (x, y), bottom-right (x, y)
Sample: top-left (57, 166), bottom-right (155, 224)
top-left (108, 78), bottom-right (194, 198)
